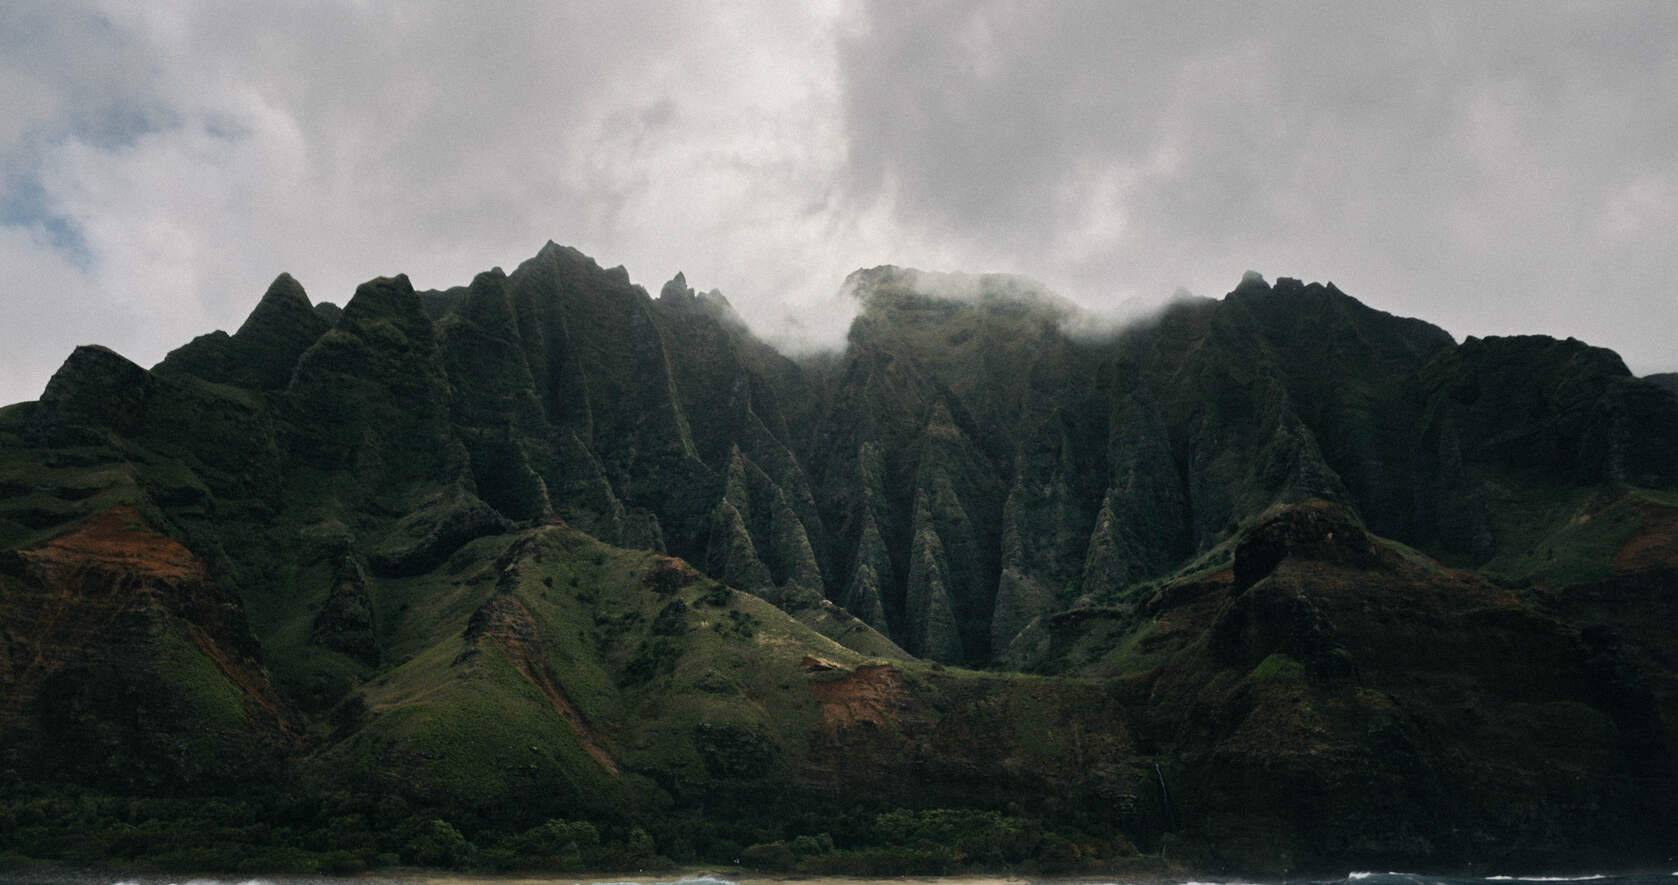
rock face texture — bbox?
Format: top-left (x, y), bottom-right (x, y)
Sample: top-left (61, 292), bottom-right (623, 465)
top-left (3, 244), bottom-right (1678, 872)
top-left (0, 507), bottom-right (295, 793)
top-left (36, 251), bottom-right (1678, 667)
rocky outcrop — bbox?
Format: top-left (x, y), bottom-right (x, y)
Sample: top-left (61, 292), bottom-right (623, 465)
top-left (310, 553), bottom-right (378, 666)
top-left (370, 498), bottom-right (510, 577)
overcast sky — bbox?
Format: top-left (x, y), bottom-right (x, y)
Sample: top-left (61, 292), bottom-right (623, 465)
top-left (3, 1), bottom-right (1676, 406)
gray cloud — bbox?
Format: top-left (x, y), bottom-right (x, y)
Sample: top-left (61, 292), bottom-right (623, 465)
top-left (2, 1), bottom-right (1675, 406)
top-left (834, 1), bottom-right (1678, 370)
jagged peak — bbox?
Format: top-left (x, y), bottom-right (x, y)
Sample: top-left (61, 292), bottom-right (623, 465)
top-left (1222, 274), bottom-right (1457, 355)
top-left (1235, 270), bottom-right (1270, 293)
top-left (535, 239), bottom-right (575, 261)
top-left (342, 274), bottom-right (417, 321)
top-left (518, 241), bottom-right (639, 293)
top-left (461, 267), bottom-right (518, 333)
top-left (46, 344), bottom-right (147, 384)
top-left (524, 240), bottom-right (600, 277)
top-left (234, 272), bottom-right (325, 342)
top-left (660, 271), bottom-right (694, 303)
top-left (262, 272), bottom-right (309, 306)
top-left (1459, 333), bottom-right (1633, 378)
top-left (467, 268), bottom-right (510, 293)
top-left (32, 344), bottom-right (154, 433)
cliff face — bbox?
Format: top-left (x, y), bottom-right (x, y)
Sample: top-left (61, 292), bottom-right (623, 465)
top-left (2, 245), bottom-right (1677, 872)
top-left (41, 254), bottom-right (1667, 669)
top-left (0, 507), bottom-right (296, 794)
top-left (802, 271), bottom-right (1678, 664)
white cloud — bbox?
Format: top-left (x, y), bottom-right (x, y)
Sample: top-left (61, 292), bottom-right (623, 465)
top-left (2, 1), bottom-right (1677, 408)
top-left (833, 1), bottom-right (1678, 373)
top-left (0, 224), bottom-right (107, 407)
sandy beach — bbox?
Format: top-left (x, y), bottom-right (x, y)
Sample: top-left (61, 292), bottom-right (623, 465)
top-left (413, 875), bottom-right (1043, 885)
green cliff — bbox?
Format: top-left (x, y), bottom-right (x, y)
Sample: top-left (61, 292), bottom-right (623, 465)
top-left (2, 247), bottom-right (1676, 875)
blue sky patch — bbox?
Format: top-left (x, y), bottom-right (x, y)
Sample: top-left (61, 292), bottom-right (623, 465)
top-left (0, 173), bottom-right (92, 268)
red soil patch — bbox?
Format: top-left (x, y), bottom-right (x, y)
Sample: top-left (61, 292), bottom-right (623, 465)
top-left (474, 594), bottom-right (620, 775)
top-left (643, 554), bottom-right (699, 593)
top-left (181, 622), bottom-right (295, 732)
top-left (21, 505), bottom-right (204, 583)
top-left (1614, 503), bottom-right (1678, 573)
top-left (2, 506), bottom-right (294, 737)
top-left (809, 663), bottom-right (905, 730)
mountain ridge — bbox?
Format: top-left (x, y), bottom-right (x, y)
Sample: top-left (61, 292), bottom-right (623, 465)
top-left (2, 242), bottom-right (1677, 873)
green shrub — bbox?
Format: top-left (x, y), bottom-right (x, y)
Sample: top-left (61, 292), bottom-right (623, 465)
top-left (403, 818), bottom-right (470, 867)
top-left (318, 849), bottom-right (366, 874)
top-left (742, 840), bottom-right (796, 870)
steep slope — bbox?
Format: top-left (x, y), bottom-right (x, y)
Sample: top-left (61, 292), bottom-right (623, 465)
top-left (3, 243), bottom-right (1678, 873)
top-left (156, 273), bottom-right (331, 391)
top-left (808, 269), bottom-right (1678, 660)
top-left (1014, 500), bottom-right (1678, 871)
top-left (0, 506), bottom-right (297, 795)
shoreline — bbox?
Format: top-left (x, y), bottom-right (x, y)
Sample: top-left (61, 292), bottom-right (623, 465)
top-left (6, 865), bottom-right (1674, 885)
top-left (410, 873), bottom-right (1135, 885)
top-left (413, 876), bottom-right (1038, 885)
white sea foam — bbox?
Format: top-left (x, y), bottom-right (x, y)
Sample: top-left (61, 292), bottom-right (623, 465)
top-left (1486, 877), bottom-right (1608, 882)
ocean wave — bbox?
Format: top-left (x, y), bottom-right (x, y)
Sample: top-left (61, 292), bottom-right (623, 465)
top-left (589, 878), bottom-right (737, 885)
top-left (104, 880), bottom-right (278, 885)
top-left (1485, 876), bottom-right (1608, 882)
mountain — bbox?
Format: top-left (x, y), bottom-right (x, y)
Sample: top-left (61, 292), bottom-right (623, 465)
top-left (2, 246), bottom-right (1676, 874)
